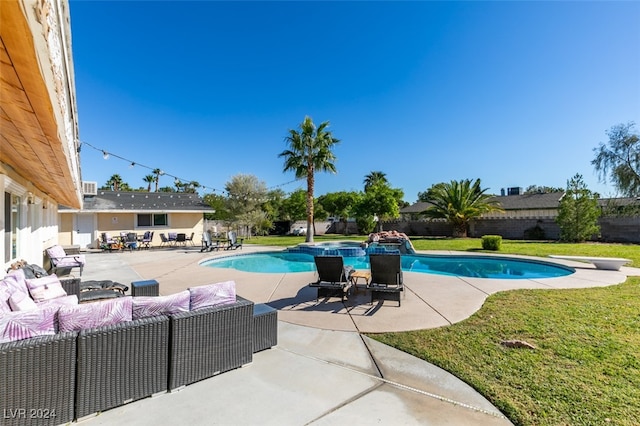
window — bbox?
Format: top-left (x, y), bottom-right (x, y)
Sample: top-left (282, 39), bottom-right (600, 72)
top-left (137, 213), bottom-right (168, 227)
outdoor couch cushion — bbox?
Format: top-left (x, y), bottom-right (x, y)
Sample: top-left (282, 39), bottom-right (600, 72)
top-left (189, 281), bottom-right (236, 310)
top-left (133, 290), bottom-right (190, 319)
top-left (0, 306), bottom-right (57, 343)
top-left (58, 296), bottom-right (133, 332)
top-left (26, 274), bottom-right (67, 302)
top-left (9, 291), bottom-right (38, 311)
top-left (37, 294), bottom-right (78, 309)
top-left (1, 269), bottom-right (30, 298)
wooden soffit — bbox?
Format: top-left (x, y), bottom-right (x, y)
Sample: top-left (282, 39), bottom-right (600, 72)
top-left (0, 0), bottom-right (81, 208)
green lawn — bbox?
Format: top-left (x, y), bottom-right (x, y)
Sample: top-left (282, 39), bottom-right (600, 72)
top-left (247, 234), bottom-right (640, 425)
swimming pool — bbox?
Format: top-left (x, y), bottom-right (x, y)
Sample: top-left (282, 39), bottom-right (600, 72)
top-left (202, 251), bottom-right (574, 279)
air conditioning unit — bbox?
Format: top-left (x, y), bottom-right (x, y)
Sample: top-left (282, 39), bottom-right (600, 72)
top-left (83, 181), bottom-right (97, 196)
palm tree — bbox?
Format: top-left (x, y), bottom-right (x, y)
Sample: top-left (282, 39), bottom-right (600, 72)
top-left (363, 171), bottom-right (388, 191)
top-left (152, 168), bottom-right (162, 192)
top-left (106, 174), bottom-right (123, 191)
top-left (421, 179), bottom-right (503, 237)
top-left (143, 175), bottom-right (155, 192)
top-left (279, 116), bottom-right (340, 242)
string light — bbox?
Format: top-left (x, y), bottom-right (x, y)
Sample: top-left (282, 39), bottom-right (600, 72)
top-left (79, 141), bottom-right (306, 195)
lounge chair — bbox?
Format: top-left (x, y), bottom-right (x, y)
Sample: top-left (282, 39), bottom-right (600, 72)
top-left (367, 253), bottom-right (403, 306)
top-left (309, 256), bottom-right (353, 302)
top-left (226, 231), bottom-right (244, 250)
top-left (45, 245), bottom-right (86, 277)
top-left (200, 232), bottom-right (220, 252)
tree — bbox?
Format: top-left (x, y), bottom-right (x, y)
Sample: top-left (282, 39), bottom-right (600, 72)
top-left (356, 183), bottom-right (403, 232)
top-left (592, 122), bottom-right (640, 196)
top-left (417, 182), bottom-right (447, 202)
top-left (203, 193), bottom-right (230, 221)
top-left (279, 116), bottom-right (340, 242)
top-left (105, 174), bottom-right (124, 191)
top-left (281, 189), bottom-right (307, 222)
top-left (556, 174), bottom-right (601, 242)
top-left (363, 171), bottom-right (388, 192)
top-left (224, 174), bottom-right (268, 234)
top-left (317, 191), bottom-right (362, 234)
top-left (152, 168), bottom-right (163, 192)
top-left (421, 179), bottom-right (503, 237)
top-left (524, 185), bottom-right (564, 194)
top-left (143, 175), bottom-right (155, 192)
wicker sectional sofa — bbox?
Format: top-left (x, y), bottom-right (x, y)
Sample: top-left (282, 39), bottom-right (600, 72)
top-left (0, 271), bottom-right (275, 425)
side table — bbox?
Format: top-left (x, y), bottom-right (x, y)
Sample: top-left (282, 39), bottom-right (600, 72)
top-left (350, 270), bottom-right (371, 293)
top-left (131, 279), bottom-right (159, 297)
top-left (253, 304), bottom-right (277, 353)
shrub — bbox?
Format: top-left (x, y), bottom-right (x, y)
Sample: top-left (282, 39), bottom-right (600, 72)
top-left (481, 235), bottom-right (502, 251)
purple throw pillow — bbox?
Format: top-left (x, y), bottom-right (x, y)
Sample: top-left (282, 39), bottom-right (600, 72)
top-left (3, 269), bottom-right (30, 298)
top-left (132, 290), bottom-right (190, 319)
top-left (189, 281), bottom-right (236, 311)
top-left (58, 296), bottom-right (133, 332)
top-left (26, 275), bottom-right (67, 302)
top-left (9, 292), bottom-right (38, 311)
top-left (0, 306), bottom-right (57, 343)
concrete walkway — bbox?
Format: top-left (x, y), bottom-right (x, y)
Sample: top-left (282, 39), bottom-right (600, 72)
top-left (74, 245), bottom-right (639, 425)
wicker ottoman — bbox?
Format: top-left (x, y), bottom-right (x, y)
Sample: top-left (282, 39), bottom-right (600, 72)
top-left (252, 304), bottom-right (277, 353)
top-left (131, 279), bottom-right (159, 297)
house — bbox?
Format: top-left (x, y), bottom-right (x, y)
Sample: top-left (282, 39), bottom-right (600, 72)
top-left (1, 0), bottom-right (82, 268)
top-left (58, 186), bottom-right (215, 249)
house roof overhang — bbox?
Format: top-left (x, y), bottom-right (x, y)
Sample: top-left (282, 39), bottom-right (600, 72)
top-left (1, 0), bottom-right (82, 208)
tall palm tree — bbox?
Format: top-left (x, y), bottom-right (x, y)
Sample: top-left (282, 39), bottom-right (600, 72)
top-left (143, 175), bottom-right (155, 192)
top-left (421, 179), bottom-right (503, 237)
top-left (106, 174), bottom-right (123, 191)
top-left (152, 168), bottom-right (162, 192)
top-left (279, 116), bottom-right (340, 242)
top-left (363, 171), bottom-right (388, 191)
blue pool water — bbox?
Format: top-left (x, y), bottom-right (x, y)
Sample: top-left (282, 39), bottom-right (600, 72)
top-left (202, 251), bottom-right (574, 279)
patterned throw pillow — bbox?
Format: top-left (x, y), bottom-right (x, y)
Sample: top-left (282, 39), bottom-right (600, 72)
top-left (189, 281), bottom-right (236, 311)
top-left (0, 306), bottom-right (57, 343)
top-left (9, 292), bottom-right (38, 311)
top-left (132, 290), bottom-right (190, 319)
top-left (2, 269), bottom-right (30, 297)
top-left (57, 296), bottom-right (133, 332)
top-left (26, 275), bottom-right (67, 302)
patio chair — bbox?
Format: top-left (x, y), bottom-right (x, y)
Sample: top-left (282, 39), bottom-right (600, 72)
top-left (100, 232), bottom-right (121, 252)
top-left (185, 232), bottom-right (195, 246)
top-left (200, 232), bottom-right (220, 252)
top-left (176, 233), bottom-right (187, 246)
top-left (309, 256), bottom-right (354, 302)
top-left (124, 232), bottom-right (138, 251)
top-left (367, 253), bottom-right (404, 306)
top-left (45, 245), bottom-right (86, 277)
top-left (141, 231), bottom-right (154, 249)
top-left (159, 233), bottom-right (170, 247)
top-left (226, 231), bottom-right (244, 250)
top-left (168, 232), bottom-right (178, 245)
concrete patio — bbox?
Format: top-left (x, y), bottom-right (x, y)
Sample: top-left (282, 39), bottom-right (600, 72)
top-left (73, 244), bottom-right (638, 425)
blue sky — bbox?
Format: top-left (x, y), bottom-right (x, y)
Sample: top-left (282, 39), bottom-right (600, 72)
top-left (70, 1), bottom-right (640, 202)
